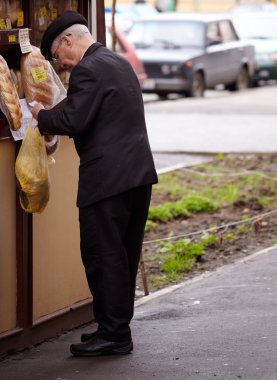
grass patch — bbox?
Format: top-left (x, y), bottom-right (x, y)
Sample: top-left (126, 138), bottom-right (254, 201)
top-left (148, 194), bottom-right (217, 222)
top-left (142, 154), bottom-right (277, 293)
top-left (156, 238), bottom-right (204, 275)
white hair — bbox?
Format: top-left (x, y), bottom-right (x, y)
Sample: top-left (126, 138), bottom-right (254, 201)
top-left (52, 24), bottom-right (91, 47)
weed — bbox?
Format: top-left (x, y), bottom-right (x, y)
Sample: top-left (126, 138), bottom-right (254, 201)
top-left (242, 215), bottom-right (250, 221)
top-left (225, 233), bottom-right (235, 241)
top-left (148, 194), bottom-right (217, 223)
top-left (201, 233), bottom-right (219, 247)
top-left (150, 274), bottom-right (181, 289)
top-left (236, 224), bottom-right (252, 233)
top-left (145, 220), bottom-right (156, 232)
top-left (216, 153), bottom-right (224, 161)
top-left (156, 238), bottom-right (204, 275)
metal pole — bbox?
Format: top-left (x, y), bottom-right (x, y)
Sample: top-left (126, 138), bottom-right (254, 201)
top-left (90, 0), bottom-right (97, 39)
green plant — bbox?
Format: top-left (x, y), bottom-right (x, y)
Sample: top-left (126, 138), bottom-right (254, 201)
top-left (242, 215), bottom-right (250, 221)
top-left (150, 274), bottom-right (180, 289)
top-left (148, 201), bottom-right (189, 222)
top-left (148, 194), bottom-right (217, 223)
top-left (214, 184), bottom-right (239, 204)
top-left (225, 233), bottom-right (235, 241)
top-left (181, 194), bottom-right (218, 213)
top-left (216, 152), bottom-right (224, 161)
top-left (157, 238), bottom-right (204, 275)
top-left (201, 233), bottom-right (219, 247)
top-left (145, 220), bottom-right (156, 232)
top-left (236, 224), bottom-right (252, 233)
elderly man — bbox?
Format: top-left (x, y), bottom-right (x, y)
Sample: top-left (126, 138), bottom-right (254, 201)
top-left (31, 11), bottom-right (157, 357)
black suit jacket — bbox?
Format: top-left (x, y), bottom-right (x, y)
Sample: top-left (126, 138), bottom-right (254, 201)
top-left (38, 43), bottom-right (157, 207)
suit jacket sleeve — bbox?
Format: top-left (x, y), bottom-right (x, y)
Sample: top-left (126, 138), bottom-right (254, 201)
top-left (38, 63), bottom-right (104, 137)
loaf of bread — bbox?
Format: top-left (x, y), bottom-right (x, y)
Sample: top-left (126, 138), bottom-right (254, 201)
top-left (0, 1), bottom-right (7, 20)
top-left (10, 68), bottom-right (24, 99)
top-left (6, 0), bottom-right (21, 25)
top-left (0, 55), bottom-right (22, 131)
top-left (20, 46), bottom-right (60, 108)
top-left (15, 124), bottom-right (50, 214)
top-left (21, 46), bottom-right (63, 149)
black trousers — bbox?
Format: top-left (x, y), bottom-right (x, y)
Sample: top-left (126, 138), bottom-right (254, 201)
top-left (79, 184), bottom-right (152, 342)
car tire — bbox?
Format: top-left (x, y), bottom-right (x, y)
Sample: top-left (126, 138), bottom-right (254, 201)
top-left (250, 79), bottom-right (259, 88)
top-left (228, 66), bottom-right (250, 91)
top-left (187, 72), bottom-right (205, 98)
top-left (157, 92), bottom-right (168, 100)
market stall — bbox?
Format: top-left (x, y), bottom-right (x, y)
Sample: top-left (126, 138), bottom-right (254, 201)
top-left (0, 0), bottom-right (105, 356)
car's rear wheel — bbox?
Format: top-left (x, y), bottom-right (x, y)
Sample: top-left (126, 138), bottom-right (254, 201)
top-left (188, 72), bottom-right (205, 98)
top-left (228, 66), bottom-right (250, 91)
top-left (157, 92), bottom-right (168, 100)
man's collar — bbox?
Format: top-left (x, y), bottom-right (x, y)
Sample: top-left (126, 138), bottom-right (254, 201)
top-left (82, 42), bottom-right (103, 59)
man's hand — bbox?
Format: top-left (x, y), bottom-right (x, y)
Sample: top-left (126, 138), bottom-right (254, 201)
top-left (29, 103), bottom-right (45, 120)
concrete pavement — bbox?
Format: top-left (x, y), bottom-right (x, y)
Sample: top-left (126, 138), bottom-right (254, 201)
top-left (144, 86), bottom-right (277, 153)
top-left (1, 245), bottom-right (277, 379)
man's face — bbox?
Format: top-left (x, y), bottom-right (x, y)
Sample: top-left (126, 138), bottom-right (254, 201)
top-left (50, 34), bottom-right (79, 71)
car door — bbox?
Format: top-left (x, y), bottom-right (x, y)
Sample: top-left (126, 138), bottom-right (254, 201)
top-left (218, 20), bottom-right (241, 83)
top-left (205, 21), bottom-right (228, 87)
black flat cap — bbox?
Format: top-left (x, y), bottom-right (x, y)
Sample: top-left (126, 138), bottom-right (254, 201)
top-left (40, 10), bottom-right (88, 60)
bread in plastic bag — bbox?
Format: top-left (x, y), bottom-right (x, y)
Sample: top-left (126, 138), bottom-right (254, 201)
top-left (20, 46), bottom-right (63, 108)
top-left (0, 55), bottom-right (22, 131)
top-left (15, 121), bottom-right (50, 213)
top-left (20, 46), bottom-right (66, 154)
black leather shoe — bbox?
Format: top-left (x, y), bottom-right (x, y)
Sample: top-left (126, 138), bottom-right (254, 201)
top-left (81, 331), bottom-right (97, 342)
top-left (70, 336), bottom-right (133, 357)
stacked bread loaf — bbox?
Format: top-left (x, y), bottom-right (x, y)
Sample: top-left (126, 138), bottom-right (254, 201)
top-left (10, 68), bottom-right (24, 99)
top-left (0, 55), bottom-right (22, 131)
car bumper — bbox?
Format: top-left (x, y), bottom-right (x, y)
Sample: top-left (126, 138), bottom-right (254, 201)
top-left (142, 78), bottom-right (188, 93)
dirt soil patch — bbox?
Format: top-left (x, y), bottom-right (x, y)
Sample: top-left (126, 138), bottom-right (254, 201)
top-left (137, 153), bottom-right (277, 296)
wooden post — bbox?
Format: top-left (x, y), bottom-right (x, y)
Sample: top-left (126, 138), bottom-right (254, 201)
top-left (111, 0), bottom-right (117, 52)
top-left (140, 252), bottom-right (149, 296)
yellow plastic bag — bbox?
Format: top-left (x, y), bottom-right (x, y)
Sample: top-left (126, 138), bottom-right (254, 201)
top-left (15, 120), bottom-right (50, 213)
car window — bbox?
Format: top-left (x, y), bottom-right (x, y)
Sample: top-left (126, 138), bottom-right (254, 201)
top-left (219, 21), bottom-right (238, 42)
top-left (128, 20), bottom-right (205, 48)
top-left (206, 22), bottom-right (222, 44)
top-left (233, 16), bottom-right (277, 39)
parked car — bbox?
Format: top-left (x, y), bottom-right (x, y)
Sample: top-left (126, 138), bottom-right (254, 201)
top-left (126, 13), bottom-right (255, 98)
top-left (232, 12), bottom-right (277, 86)
top-left (106, 24), bottom-right (147, 87)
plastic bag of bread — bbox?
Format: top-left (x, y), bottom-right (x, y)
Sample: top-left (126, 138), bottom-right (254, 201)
top-left (20, 46), bottom-right (65, 108)
top-left (21, 46), bottom-right (65, 155)
top-left (0, 55), bottom-right (22, 131)
top-left (15, 119), bottom-right (50, 214)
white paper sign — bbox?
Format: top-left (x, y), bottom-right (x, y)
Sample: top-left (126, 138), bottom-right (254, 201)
top-left (18, 28), bottom-right (33, 54)
top-left (5, 18), bottom-right (11, 29)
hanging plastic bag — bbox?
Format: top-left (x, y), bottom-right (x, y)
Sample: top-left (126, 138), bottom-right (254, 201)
top-left (15, 119), bottom-right (50, 213)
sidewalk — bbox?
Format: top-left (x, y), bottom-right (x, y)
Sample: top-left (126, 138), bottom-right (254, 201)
top-left (1, 245), bottom-right (277, 380)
